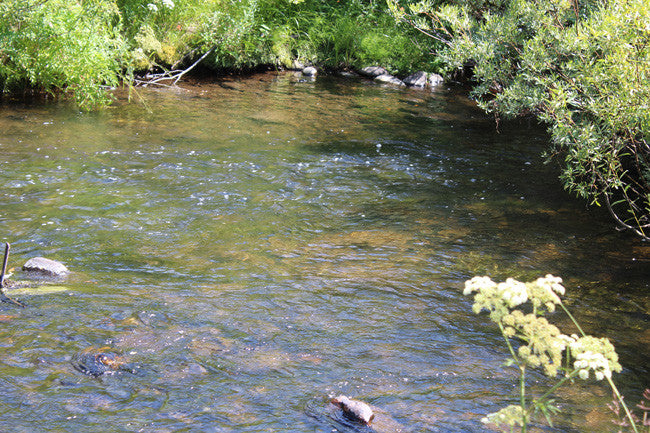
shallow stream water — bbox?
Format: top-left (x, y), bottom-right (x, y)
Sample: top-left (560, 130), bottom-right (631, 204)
top-left (0, 72), bottom-right (648, 432)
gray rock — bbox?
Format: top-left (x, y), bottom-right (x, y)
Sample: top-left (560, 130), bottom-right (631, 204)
top-left (23, 257), bottom-right (69, 276)
top-left (428, 73), bottom-right (444, 87)
top-left (404, 71), bottom-right (428, 87)
top-left (330, 395), bottom-right (374, 425)
top-left (302, 66), bottom-right (318, 77)
top-left (374, 74), bottom-right (405, 87)
top-left (359, 66), bottom-right (388, 78)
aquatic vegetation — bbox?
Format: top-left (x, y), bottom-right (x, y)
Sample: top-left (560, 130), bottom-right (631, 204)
top-left (464, 274), bottom-right (640, 432)
top-left (72, 346), bottom-right (132, 376)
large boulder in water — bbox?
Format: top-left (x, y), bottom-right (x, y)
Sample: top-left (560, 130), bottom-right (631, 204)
top-left (23, 257), bottom-right (69, 277)
top-left (403, 71), bottom-right (428, 88)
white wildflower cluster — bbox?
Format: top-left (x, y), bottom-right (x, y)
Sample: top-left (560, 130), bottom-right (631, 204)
top-left (466, 273), bottom-right (629, 430)
top-left (569, 336), bottom-right (622, 381)
top-left (500, 278), bottom-right (528, 308)
top-left (463, 275), bottom-right (624, 381)
top-left (147, 0), bottom-right (174, 12)
top-left (575, 351), bottom-right (611, 380)
top-left (463, 274), bottom-right (567, 321)
top-left (528, 274), bottom-right (566, 312)
top-left (463, 276), bottom-right (528, 321)
top-left (502, 311), bottom-right (566, 376)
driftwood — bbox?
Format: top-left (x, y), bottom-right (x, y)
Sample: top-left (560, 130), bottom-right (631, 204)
top-left (0, 243), bottom-right (25, 307)
top-left (134, 47), bottom-right (215, 88)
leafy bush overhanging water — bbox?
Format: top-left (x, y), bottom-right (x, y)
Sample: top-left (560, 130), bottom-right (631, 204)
top-left (389, 0), bottom-right (650, 239)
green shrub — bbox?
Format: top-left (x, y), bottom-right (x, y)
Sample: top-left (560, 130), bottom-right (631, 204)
top-left (0, 0), bottom-right (127, 108)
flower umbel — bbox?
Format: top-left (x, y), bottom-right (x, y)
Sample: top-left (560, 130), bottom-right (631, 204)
top-left (570, 336), bottom-right (622, 381)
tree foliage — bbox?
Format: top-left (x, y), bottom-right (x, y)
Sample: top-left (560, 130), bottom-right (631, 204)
top-left (390, 0), bottom-right (650, 239)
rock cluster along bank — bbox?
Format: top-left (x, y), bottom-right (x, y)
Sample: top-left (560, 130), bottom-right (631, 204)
top-left (300, 65), bottom-right (444, 90)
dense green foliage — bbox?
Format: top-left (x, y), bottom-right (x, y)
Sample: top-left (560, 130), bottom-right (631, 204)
top-left (0, 0), bottom-right (126, 107)
top-left (390, 0), bottom-right (650, 239)
top-left (0, 0), bottom-right (436, 108)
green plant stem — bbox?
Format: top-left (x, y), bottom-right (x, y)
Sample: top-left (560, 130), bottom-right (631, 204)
top-left (606, 376), bottom-right (640, 433)
top-left (498, 323), bottom-right (520, 365)
top-left (558, 301), bottom-right (585, 336)
top-left (520, 365), bottom-right (528, 432)
top-left (498, 323), bottom-right (527, 431)
top-left (560, 301), bottom-right (639, 432)
top-left (528, 369), bottom-right (580, 416)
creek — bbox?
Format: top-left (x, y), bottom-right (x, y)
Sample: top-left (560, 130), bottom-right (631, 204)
top-left (0, 72), bottom-right (648, 432)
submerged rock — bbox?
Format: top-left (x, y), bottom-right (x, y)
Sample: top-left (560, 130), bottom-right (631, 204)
top-left (72, 347), bottom-right (135, 377)
top-left (330, 395), bottom-right (375, 425)
top-left (23, 257), bottom-right (69, 277)
top-left (374, 74), bottom-right (405, 87)
top-left (359, 66), bottom-right (388, 78)
top-left (403, 71), bottom-right (428, 88)
top-left (338, 70), bottom-right (359, 78)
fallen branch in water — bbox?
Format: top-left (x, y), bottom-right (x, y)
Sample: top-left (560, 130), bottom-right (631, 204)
top-left (1, 243), bottom-right (25, 308)
top-left (133, 47), bottom-right (216, 87)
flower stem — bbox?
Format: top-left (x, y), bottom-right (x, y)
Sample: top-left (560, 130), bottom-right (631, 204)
top-left (498, 323), bottom-right (527, 431)
top-left (527, 369), bottom-right (579, 417)
top-left (560, 301), bottom-right (638, 432)
top-left (607, 376), bottom-right (639, 433)
top-left (520, 365), bottom-right (528, 432)
top-left (498, 322), bottom-right (520, 366)
top-left (558, 301), bottom-right (585, 336)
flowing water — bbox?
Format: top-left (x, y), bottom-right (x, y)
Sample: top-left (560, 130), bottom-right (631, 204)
top-left (0, 72), bottom-right (648, 432)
